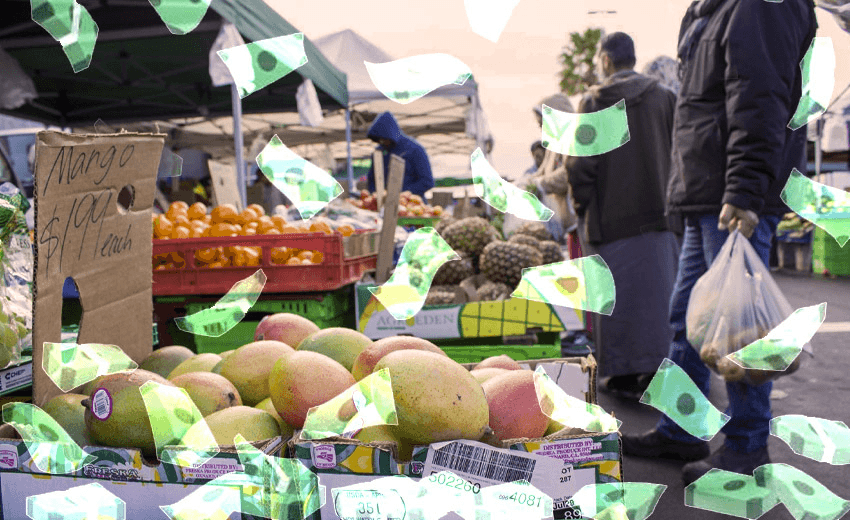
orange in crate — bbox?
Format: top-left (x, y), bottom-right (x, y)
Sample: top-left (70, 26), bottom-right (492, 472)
top-left (285, 257), bottom-right (301, 266)
top-left (153, 216), bottom-right (174, 239)
top-left (271, 215), bottom-right (287, 230)
top-left (195, 248), bottom-right (218, 264)
top-left (211, 204), bottom-right (239, 225)
top-left (311, 251), bottom-right (324, 264)
top-left (166, 202), bottom-right (188, 223)
top-left (171, 225), bottom-right (191, 240)
top-left (187, 202), bottom-right (207, 220)
top-left (248, 204), bottom-right (265, 216)
top-left (210, 223), bottom-right (237, 238)
top-left (336, 224), bottom-right (355, 237)
top-left (280, 225), bottom-right (299, 234)
top-left (271, 247), bottom-right (290, 264)
top-left (297, 250), bottom-right (314, 262)
top-left (309, 221), bottom-right (333, 235)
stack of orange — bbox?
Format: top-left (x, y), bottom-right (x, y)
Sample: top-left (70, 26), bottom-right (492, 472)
top-left (152, 202), bottom-right (355, 270)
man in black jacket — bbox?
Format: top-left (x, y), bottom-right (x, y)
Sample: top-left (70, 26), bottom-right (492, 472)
top-left (621, 0), bottom-right (817, 486)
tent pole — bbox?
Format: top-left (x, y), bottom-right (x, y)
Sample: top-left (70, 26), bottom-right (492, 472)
top-left (231, 83), bottom-right (247, 209)
top-left (346, 106), bottom-right (354, 195)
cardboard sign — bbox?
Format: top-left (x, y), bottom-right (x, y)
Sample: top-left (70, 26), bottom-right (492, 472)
top-left (208, 160), bottom-right (243, 211)
top-left (32, 131), bottom-right (165, 406)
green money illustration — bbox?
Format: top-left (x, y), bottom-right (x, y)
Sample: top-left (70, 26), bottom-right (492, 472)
top-left (139, 381), bottom-right (219, 467)
top-left (463, 0), bottom-right (521, 43)
top-left (685, 469), bottom-right (780, 519)
top-left (781, 169), bottom-right (850, 247)
top-left (770, 415), bottom-right (850, 465)
top-left (570, 482), bottom-right (667, 520)
top-left (639, 358), bottom-right (731, 441)
top-left (541, 99), bottom-right (630, 157)
top-left (364, 53), bottom-right (472, 105)
top-left (754, 463), bottom-right (850, 520)
top-left (27, 482), bottom-right (125, 520)
top-left (31, 0), bottom-right (99, 72)
top-left (175, 269), bottom-right (266, 337)
top-left (512, 255), bottom-right (616, 315)
top-left (42, 341), bottom-right (137, 393)
top-left (471, 147), bottom-right (554, 221)
top-left (727, 302), bottom-right (825, 371)
top-left (159, 147), bottom-right (183, 177)
top-left (789, 37), bottom-right (835, 130)
top-left (148, 0), bottom-right (212, 35)
top-left (1, 402), bottom-right (96, 474)
top-left (533, 366), bottom-right (621, 432)
top-left (369, 228), bottom-right (460, 320)
top-left (256, 136), bottom-right (345, 220)
top-left (216, 33), bottom-right (308, 98)
top-left (302, 368), bottom-right (398, 440)
top-left (161, 472), bottom-right (247, 520)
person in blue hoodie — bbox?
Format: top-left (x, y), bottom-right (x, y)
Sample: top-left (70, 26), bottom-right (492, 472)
top-left (366, 112), bottom-right (434, 199)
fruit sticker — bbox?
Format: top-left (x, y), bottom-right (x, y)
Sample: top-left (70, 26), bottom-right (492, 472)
top-left (781, 169), bottom-right (850, 247)
top-left (1, 402), bottom-right (96, 474)
top-left (42, 341), bottom-right (138, 392)
top-left (512, 255), bottom-right (616, 316)
top-left (30, 0), bottom-right (99, 72)
top-left (769, 415), bottom-right (850, 465)
top-left (215, 33), bottom-right (308, 98)
top-left (569, 482), bottom-right (667, 520)
top-left (541, 99), bottom-right (630, 157)
top-left (148, 0), bottom-right (212, 36)
top-left (256, 136), bottom-right (345, 220)
top-left (365, 53), bottom-right (473, 105)
top-left (471, 148), bottom-right (554, 222)
top-left (91, 388), bottom-right (112, 420)
top-left (175, 269), bottom-right (266, 337)
top-left (789, 37), bottom-right (835, 130)
top-left (26, 482), bottom-right (126, 519)
top-left (639, 359), bottom-right (730, 442)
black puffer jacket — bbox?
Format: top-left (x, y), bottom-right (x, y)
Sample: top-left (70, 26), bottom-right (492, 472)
top-left (666, 0), bottom-right (817, 217)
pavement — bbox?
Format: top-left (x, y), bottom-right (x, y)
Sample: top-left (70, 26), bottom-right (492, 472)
top-left (597, 269), bottom-right (850, 520)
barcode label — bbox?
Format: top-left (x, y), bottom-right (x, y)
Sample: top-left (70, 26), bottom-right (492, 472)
top-left (431, 443), bottom-right (536, 483)
top-left (92, 388), bottom-right (112, 420)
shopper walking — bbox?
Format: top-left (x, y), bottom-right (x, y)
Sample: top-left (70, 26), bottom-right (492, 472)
top-left (565, 32), bottom-right (679, 399)
top-left (621, 0), bottom-right (817, 486)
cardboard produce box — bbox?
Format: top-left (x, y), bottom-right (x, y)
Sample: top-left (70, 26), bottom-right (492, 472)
top-left (293, 356), bottom-right (623, 520)
top-left (354, 282), bottom-right (584, 340)
top-left (0, 428), bottom-right (288, 520)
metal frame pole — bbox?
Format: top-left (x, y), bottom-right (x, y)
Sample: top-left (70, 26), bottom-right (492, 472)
top-left (346, 106), bottom-right (354, 195)
top-left (231, 83), bottom-right (247, 209)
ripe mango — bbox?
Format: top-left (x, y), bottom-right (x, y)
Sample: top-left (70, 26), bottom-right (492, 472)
top-left (268, 351), bottom-right (356, 429)
top-left (42, 393), bottom-right (90, 447)
top-left (184, 406), bottom-right (281, 446)
top-left (474, 355), bottom-right (522, 371)
top-left (139, 345), bottom-right (195, 379)
top-left (254, 313), bottom-right (319, 347)
top-left (351, 336), bottom-right (447, 380)
top-left (374, 350), bottom-right (489, 445)
top-left (255, 397), bottom-right (295, 440)
top-left (469, 367), bottom-right (510, 384)
top-left (170, 372), bottom-right (242, 416)
top-left (481, 371), bottom-right (549, 441)
top-left (167, 353), bottom-right (222, 379)
top-left (296, 328), bottom-right (372, 372)
top-left (219, 341), bottom-right (294, 406)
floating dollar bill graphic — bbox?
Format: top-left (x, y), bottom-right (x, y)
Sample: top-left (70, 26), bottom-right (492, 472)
top-left (369, 228), bottom-right (460, 320)
top-left (148, 0), bottom-right (212, 35)
top-left (541, 99), bottom-right (630, 156)
top-left (139, 381), bottom-right (219, 467)
top-left (781, 169), bottom-right (850, 247)
top-left (302, 368), bottom-right (398, 440)
top-left (365, 54), bottom-right (473, 105)
top-left (161, 472), bottom-right (249, 520)
top-left (175, 269), bottom-right (266, 337)
top-left (727, 302), bottom-right (825, 371)
top-left (570, 482), bottom-right (667, 520)
top-left (1, 402), bottom-right (96, 474)
top-left (31, 0), bottom-right (99, 72)
top-left (463, 0), bottom-right (521, 42)
top-left (471, 147), bottom-right (553, 221)
top-left (533, 366), bottom-right (620, 432)
top-left (770, 415), bottom-right (850, 465)
top-left (754, 463), bottom-right (850, 520)
top-left (256, 136), bottom-right (344, 219)
top-left (789, 37), bottom-right (835, 130)
top-left (27, 482), bottom-right (125, 520)
top-left (512, 255), bottom-right (616, 315)
top-left (640, 358), bottom-right (731, 441)
top-left (685, 469), bottom-right (780, 519)
top-left (216, 33), bottom-right (308, 98)
top-left (159, 147), bottom-right (183, 177)
top-left (42, 341), bottom-right (137, 392)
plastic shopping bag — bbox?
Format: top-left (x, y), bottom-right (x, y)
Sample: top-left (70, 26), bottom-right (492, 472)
top-left (686, 231), bottom-right (812, 386)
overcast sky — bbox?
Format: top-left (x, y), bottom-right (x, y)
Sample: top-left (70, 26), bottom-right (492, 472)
top-left (272, 0), bottom-right (850, 176)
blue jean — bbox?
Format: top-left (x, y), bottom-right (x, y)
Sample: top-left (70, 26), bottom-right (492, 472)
top-left (656, 213), bottom-right (781, 453)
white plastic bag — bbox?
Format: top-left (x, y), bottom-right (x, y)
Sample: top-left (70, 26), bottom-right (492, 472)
top-left (686, 231), bottom-right (811, 386)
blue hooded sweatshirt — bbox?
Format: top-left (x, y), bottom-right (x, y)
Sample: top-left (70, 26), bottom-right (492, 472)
top-left (366, 112), bottom-right (434, 198)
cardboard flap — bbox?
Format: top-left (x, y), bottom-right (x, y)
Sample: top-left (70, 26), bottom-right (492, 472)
top-left (32, 131), bottom-right (165, 406)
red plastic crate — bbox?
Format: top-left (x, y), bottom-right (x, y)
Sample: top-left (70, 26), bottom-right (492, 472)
top-left (152, 230), bottom-right (378, 296)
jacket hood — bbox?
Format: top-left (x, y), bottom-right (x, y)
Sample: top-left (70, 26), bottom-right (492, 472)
top-left (367, 111), bottom-right (403, 145)
top-left (589, 70), bottom-right (659, 106)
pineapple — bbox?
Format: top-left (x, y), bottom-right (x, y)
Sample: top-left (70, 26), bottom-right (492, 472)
top-left (512, 222), bottom-right (551, 241)
top-left (441, 217), bottom-right (500, 257)
top-left (537, 241), bottom-right (564, 265)
top-left (433, 216), bottom-right (457, 235)
top-left (432, 255), bottom-right (474, 285)
top-left (426, 285), bottom-right (458, 306)
top-left (480, 242), bottom-right (544, 287)
top-left (508, 234), bottom-right (540, 251)
top-left (478, 281), bottom-right (511, 301)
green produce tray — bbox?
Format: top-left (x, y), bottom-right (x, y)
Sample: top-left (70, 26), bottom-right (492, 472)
top-left (812, 224), bottom-right (850, 276)
top-left (434, 177), bottom-right (474, 188)
top-left (397, 217), bottom-right (441, 227)
top-left (433, 334), bottom-right (561, 364)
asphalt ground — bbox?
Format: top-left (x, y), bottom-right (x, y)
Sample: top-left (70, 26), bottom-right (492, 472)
top-left (598, 269), bottom-right (850, 520)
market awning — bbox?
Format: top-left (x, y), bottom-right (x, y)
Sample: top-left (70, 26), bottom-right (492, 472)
top-left (0, 0), bottom-right (348, 126)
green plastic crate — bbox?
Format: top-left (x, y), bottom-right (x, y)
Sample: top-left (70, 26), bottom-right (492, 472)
top-left (434, 334), bottom-right (561, 364)
top-left (812, 225), bottom-right (850, 276)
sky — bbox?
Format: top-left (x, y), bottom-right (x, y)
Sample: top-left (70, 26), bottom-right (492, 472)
top-left (273, 0), bottom-right (850, 177)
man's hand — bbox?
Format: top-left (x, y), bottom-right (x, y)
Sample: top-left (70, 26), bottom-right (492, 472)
top-left (718, 203), bottom-right (759, 238)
